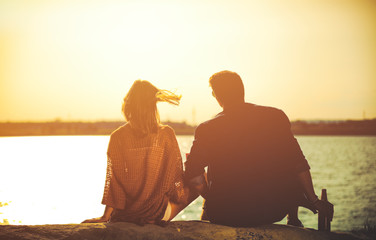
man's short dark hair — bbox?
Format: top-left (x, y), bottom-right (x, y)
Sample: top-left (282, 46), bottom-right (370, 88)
top-left (209, 70), bottom-right (245, 105)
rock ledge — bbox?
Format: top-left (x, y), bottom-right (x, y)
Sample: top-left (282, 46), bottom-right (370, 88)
top-left (0, 221), bottom-right (373, 240)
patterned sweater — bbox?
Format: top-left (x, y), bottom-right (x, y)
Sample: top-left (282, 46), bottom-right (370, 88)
top-left (101, 124), bottom-right (186, 224)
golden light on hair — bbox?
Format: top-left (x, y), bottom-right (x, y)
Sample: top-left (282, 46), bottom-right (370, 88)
top-left (156, 90), bottom-right (182, 106)
top-left (122, 80), bottom-right (181, 136)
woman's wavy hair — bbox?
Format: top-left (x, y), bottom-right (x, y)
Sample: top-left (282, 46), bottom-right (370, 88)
top-left (122, 80), bottom-right (181, 136)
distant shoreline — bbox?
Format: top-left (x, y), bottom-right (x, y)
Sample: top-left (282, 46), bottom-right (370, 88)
top-left (0, 119), bottom-right (376, 136)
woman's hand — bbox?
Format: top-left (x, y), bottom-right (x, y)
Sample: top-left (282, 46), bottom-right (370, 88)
top-left (82, 205), bottom-right (114, 223)
top-left (82, 216), bottom-right (109, 223)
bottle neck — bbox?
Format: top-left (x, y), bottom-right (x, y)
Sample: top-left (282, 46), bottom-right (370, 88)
top-left (321, 189), bottom-right (328, 201)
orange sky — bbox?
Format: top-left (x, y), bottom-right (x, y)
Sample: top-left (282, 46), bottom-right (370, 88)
top-left (1, 0), bottom-right (375, 124)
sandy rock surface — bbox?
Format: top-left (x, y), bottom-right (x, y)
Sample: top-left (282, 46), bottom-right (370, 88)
top-left (0, 221), bottom-right (373, 240)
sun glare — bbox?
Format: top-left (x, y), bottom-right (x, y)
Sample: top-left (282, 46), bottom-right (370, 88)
top-left (0, 0), bottom-right (375, 122)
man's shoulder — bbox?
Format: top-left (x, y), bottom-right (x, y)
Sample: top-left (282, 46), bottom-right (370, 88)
top-left (251, 104), bottom-right (287, 120)
top-left (196, 112), bottom-right (225, 132)
top-left (252, 103), bottom-right (283, 114)
top-left (195, 103), bottom-right (288, 134)
top-left (196, 104), bottom-right (286, 126)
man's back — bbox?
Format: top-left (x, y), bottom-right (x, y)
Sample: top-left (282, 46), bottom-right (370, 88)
top-left (185, 103), bottom-right (310, 226)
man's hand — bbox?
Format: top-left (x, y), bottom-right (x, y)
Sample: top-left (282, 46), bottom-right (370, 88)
top-left (82, 216), bottom-right (109, 223)
top-left (188, 174), bottom-right (208, 199)
top-left (313, 199), bottom-right (334, 221)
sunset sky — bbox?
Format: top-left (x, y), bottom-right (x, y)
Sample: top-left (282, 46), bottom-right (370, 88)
top-left (1, 0), bottom-right (375, 124)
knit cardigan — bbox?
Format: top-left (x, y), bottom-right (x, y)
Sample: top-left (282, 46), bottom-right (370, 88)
top-left (101, 124), bottom-right (186, 224)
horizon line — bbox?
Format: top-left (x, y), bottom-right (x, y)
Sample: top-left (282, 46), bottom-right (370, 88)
top-left (1, 118), bottom-right (375, 124)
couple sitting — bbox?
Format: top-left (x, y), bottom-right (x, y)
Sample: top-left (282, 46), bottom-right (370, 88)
top-left (83, 70), bottom-right (333, 227)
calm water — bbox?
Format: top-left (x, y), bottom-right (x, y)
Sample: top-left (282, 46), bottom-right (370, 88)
top-left (0, 135), bottom-right (375, 231)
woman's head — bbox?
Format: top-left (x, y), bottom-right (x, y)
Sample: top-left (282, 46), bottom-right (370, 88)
top-left (122, 80), bottom-right (181, 135)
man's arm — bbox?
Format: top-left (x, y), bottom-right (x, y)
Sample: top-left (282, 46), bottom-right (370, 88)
top-left (297, 170), bottom-right (317, 202)
top-left (298, 170), bottom-right (334, 220)
top-left (184, 125), bottom-right (210, 198)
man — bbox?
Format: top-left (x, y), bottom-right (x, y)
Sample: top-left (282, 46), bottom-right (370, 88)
top-left (185, 70), bottom-right (333, 227)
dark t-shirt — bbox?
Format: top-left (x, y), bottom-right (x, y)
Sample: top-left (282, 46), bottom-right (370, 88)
top-left (185, 103), bottom-right (310, 226)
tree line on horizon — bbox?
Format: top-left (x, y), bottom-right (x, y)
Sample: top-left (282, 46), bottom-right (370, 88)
top-left (0, 119), bottom-right (375, 136)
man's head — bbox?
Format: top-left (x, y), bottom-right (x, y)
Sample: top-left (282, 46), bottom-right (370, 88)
top-left (209, 70), bottom-right (245, 107)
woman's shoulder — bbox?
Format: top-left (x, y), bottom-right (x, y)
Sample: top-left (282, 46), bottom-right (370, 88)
top-left (158, 124), bottom-right (176, 137)
top-left (110, 124), bottom-right (176, 141)
top-left (110, 123), bottom-right (131, 138)
top-left (158, 124), bottom-right (175, 133)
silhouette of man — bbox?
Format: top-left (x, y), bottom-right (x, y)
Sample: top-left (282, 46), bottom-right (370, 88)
top-left (185, 70), bottom-right (333, 227)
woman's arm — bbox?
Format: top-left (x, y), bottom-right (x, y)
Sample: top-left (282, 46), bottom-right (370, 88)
top-left (82, 205), bottom-right (114, 223)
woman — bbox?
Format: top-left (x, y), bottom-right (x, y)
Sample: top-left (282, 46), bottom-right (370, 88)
top-left (83, 80), bottom-right (195, 224)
